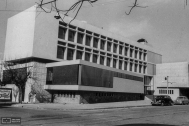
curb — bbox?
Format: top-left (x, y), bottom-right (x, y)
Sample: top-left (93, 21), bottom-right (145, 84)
top-left (11, 104), bottom-right (151, 111)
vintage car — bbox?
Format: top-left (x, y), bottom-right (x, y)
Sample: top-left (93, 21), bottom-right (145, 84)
top-left (174, 96), bottom-right (189, 105)
top-left (151, 95), bottom-right (174, 106)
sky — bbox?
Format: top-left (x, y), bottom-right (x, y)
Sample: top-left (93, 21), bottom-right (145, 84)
top-left (0, 0), bottom-right (189, 63)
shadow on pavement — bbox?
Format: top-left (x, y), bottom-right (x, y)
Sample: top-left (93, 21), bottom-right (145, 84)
top-left (117, 124), bottom-right (176, 126)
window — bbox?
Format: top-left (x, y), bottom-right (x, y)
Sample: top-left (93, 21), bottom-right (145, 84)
top-left (77, 33), bottom-right (84, 44)
top-left (46, 68), bottom-right (53, 82)
top-left (130, 63), bottom-right (133, 71)
top-left (113, 59), bottom-right (117, 68)
top-left (86, 35), bottom-right (91, 46)
top-left (68, 30), bottom-right (75, 42)
top-left (58, 27), bottom-right (67, 39)
top-left (76, 51), bottom-right (83, 59)
top-left (85, 52), bottom-right (90, 61)
top-left (107, 42), bottom-right (111, 52)
top-left (67, 49), bottom-right (74, 60)
top-left (100, 40), bottom-right (105, 50)
top-left (139, 65), bottom-right (142, 73)
top-left (130, 49), bottom-right (133, 57)
top-left (100, 56), bottom-right (104, 65)
top-left (57, 46), bottom-right (65, 59)
top-left (93, 38), bottom-right (99, 48)
top-left (135, 64), bottom-right (138, 72)
top-left (125, 48), bottom-right (128, 56)
top-left (139, 52), bottom-right (142, 60)
top-left (107, 57), bottom-right (111, 66)
top-left (93, 54), bottom-right (98, 63)
top-left (124, 62), bottom-right (127, 70)
top-left (113, 44), bottom-right (117, 53)
top-left (119, 46), bottom-right (123, 55)
top-left (143, 66), bottom-right (146, 74)
top-left (135, 50), bottom-right (138, 59)
top-left (119, 60), bottom-right (122, 70)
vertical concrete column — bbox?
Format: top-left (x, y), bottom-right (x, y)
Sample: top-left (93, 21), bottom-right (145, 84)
top-left (137, 50), bottom-right (139, 59)
top-left (137, 63), bottom-right (139, 73)
top-left (65, 28), bottom-right (68, 41)
top-left (110, 58), bottom-right (113, 67)
top-left (90, 53), bottom-right (92, 62)
top-left (74, 31), bottom-right (78, 43)
top-left (64, 48), bottom-right (68, 60)
top-left (73, 50), bottom-right (77, 60)
top-left (141, 65), bottom-right (144, 74)
top-left (97, 38), bottom-right (100, 50)
top-left (91, 35), bottom-right (94, 48)
top-left (116, 59), bottom-right (118, 69)
top-left (24, 79), bottom-right (32, 103)
top-left (82, 51), bottom-right (85, 60)
top-left (104, 40), bottom-right (107, 51)
top-left (141, 51), bottom-right (144, 61)
top-left (83, 34), bottom-right (86, 46)
top-left (121, 60), bottom-right (124, 70)
top-left (128, 47), bottom-right (130, 58)
top-left (117, 44), bottom-right (119, 55)
top-left (104, 56), bottom-right (107, 66)
top-left (111, 42), bottom-right (113, 53)
top-left (132, 62), bottom-right (134, 72)
top-left (127, 61), bottom-right (130, 71)
top-left (97, 55), bottom-right (100, 64)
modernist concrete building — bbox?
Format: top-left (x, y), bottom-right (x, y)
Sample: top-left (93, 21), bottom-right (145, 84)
top-left (155, 62), bottom-right (189, 100)
top-left (3, 6), bottom-right (162, 103)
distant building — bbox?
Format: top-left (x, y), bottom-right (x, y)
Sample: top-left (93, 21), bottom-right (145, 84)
top-left (3, 6), bottom-right (162, 103)
top-left (155, 62), bottom-right (189, 100)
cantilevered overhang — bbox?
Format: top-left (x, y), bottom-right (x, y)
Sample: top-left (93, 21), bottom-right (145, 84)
top-left (46, 59), bottom-right (144, 77)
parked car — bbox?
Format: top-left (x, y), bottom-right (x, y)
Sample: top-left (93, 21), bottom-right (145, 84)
top-left (151, 95), bottom-right (174, 106)
top-left (174, 96), bottom-right (189, 105)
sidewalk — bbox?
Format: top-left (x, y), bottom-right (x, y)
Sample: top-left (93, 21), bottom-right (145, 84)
top-left (11, 100), bottom-right (152, 111)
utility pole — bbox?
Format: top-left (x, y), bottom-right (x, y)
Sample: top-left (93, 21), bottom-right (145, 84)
top-left (165, 76), bottom-right (169, 94)
top-left (165, 76), bottom-right (175, 95)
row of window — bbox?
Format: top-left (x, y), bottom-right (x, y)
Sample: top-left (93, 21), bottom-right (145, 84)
top-left (57, 46), bottom-right (147, 74)
top-left (56, 92), bottom-right (76, 98)
top-left (58, 22), bottom-right (147, 61)
top-left (159, 89), bottom-right (174, 94)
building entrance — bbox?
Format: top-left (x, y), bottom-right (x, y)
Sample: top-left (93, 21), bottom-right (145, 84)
top-left (180, 88), bottom-right (189, 98)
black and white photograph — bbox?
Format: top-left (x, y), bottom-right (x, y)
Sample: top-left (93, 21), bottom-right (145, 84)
top-left (0, 0), bottom-right (189, 126)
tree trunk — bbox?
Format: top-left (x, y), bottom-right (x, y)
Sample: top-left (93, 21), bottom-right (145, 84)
top-left (18, 86), bottom-right (22, 103)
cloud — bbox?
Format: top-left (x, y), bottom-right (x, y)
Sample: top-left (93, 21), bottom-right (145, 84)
top-left (108, 19), bottom-right (152, 38)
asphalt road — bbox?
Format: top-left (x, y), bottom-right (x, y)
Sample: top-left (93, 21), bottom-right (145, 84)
top-left (0, 105), bottom-right (189, 126)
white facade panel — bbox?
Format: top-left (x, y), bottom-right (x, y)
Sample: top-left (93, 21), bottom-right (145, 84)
top-left (4, 6), bottom-right (36, 60)
top-left (155, 62), bottom-right (189, 88)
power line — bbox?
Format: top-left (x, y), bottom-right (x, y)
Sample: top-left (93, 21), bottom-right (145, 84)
top-left (82, 0), bottom-right (128, 8)
top-left (0, 0), bottom-right (130, 12)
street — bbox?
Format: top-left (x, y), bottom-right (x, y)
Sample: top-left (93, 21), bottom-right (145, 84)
top-left (0, 105), bottom-right (189, 126)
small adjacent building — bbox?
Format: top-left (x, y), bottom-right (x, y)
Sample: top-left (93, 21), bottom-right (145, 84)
top-left (155, 62), bottom-right (189, 100)
top-left (3, 5), bottom-right (162, 103)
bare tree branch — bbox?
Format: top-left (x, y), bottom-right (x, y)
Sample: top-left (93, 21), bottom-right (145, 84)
top-left (36, 0), bottom-right (98, 25)
top-left (125, 0), bottom-right (148, 15)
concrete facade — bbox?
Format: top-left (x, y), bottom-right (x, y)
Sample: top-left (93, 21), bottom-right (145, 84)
top-left (155, 62), bottom-right (189, 100)
top-left (3, 6), bottom-right (162, 103)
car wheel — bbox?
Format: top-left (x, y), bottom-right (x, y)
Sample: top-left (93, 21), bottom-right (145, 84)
top-left (182, 102), bottom-right (185, 105)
